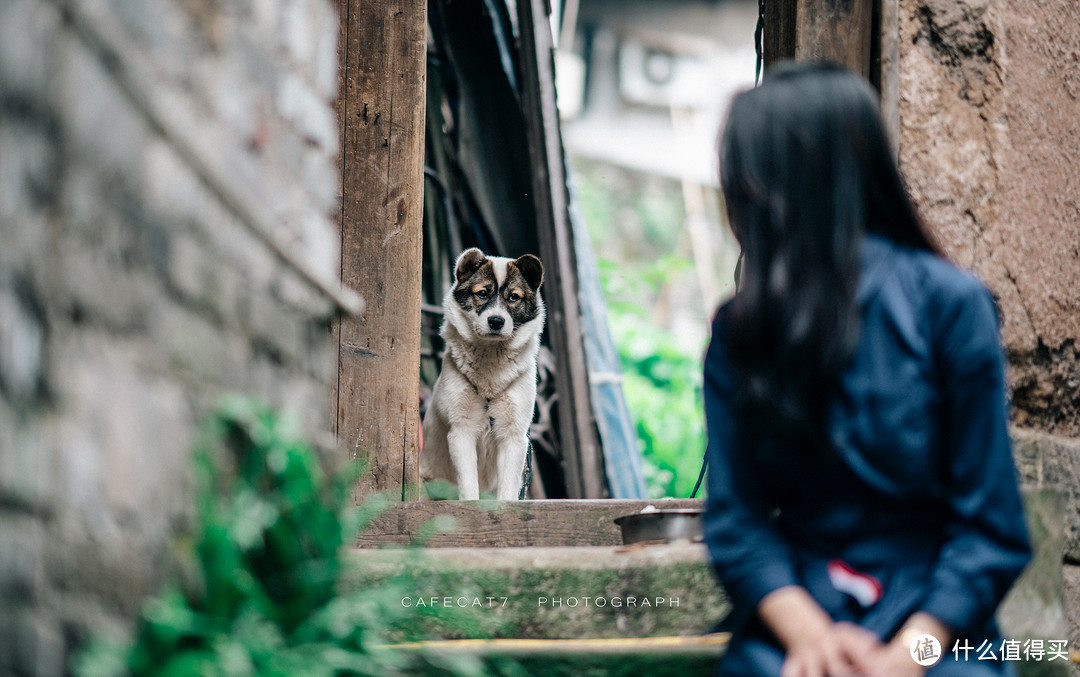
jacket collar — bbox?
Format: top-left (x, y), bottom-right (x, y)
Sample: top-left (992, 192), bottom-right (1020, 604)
top-left (856, 234), bottom-right (897, 308)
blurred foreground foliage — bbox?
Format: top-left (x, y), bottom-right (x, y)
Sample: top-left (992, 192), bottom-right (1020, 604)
top-left (74, 396), bottom-right (520, 677)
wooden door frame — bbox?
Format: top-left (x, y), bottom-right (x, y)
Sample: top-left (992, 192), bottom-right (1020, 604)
top-left (331, 0), bottom-right (606, 501)
top-left (333, 0), bottom-right (426, 501)
top-left (763, 0), bottom-right (899, 156)
top-left (764, 0), bottom-right (874, 75)
top-left (517, 0), bottom-right (606, 499)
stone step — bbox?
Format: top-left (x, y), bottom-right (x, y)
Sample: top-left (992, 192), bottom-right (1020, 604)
top-left (346, 543), bottom-right (729, 640)
top-left (348, 491), bottom-right (1070, 676)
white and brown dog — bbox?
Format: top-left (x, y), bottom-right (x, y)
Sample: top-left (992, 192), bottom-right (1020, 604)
top-left (421, 248), bottom-right (545, 500)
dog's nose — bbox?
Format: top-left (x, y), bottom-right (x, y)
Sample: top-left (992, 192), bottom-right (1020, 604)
top-left (488, 316), bottom-right (506, 331)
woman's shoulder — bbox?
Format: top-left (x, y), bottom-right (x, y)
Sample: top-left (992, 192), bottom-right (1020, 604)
top-left (710, 298), bottom-right (735, 330)
top-left (871, 235), bottom-right (994, 311)
top-left (705, 302), bottom-right (737, 377)
top-left (870, 237), bottom-right (1001, 353)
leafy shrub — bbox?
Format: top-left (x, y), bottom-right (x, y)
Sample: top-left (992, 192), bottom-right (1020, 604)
top-left (600, 258), bottom-right (708, 498)
top-left (74, 396), bottom-right (509, 677)
top-left (573, 159), bottom-right (714, 499)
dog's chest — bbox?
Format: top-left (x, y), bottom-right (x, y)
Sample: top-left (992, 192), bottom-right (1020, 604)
top-left (448, 342), bottom-right (530, 400)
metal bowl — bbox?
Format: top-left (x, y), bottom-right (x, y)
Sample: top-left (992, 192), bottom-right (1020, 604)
top-left (613, 508), bottom-right (704, 545)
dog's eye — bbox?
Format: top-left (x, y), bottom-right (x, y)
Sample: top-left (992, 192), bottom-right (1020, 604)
top-left (475, 289), bottom-right (489, 300)
top-left (508, 292), bottom-right (522, 303)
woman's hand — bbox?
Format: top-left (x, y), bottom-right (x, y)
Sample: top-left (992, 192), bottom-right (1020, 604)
top-left (759, 586), bottom-right (883, 677)
top-left (781, 621), bottom-right (883, 677)
top-left (856, 637), bottom-right (925, 677)
top-left (856, 612), bottom-right (951, 677)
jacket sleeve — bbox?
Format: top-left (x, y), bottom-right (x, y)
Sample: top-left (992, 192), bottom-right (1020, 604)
top-left (702, 321), bottom-right (800, 611)
top-left (918, 280), bottom-right (1032, 633)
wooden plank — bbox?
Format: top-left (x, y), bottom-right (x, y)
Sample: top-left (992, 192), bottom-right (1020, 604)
top-left (877, 0), bottom-right (901, 158)
top-left (355, 499), bottom-right (704, 548)
top-left (764, 0), bottom-right (799, 68)
top-left (329, 0), bottom-right (348, 441)
top-left (517, 0), bottom-right (605, 499)
top-left (384, 634), bottom-right (731, 654)
top-left (337, 0), bottom-right (425, 500)
top-left (794, 0), bottom-right (874, 77)
top-left (383, 635), bottom-right (730, 663)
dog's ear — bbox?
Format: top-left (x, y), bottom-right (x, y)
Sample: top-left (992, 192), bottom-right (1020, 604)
top-left (455, 248), bottom-right (487, 284)
top-left (514, 254), bottom-right (544, 290)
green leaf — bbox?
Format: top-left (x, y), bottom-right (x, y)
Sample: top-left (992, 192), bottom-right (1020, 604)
top-left (72, 395), bottom-right (523, 677)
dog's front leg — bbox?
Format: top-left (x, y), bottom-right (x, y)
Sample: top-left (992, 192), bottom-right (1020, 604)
top-left (493, 432), bottom-right (528, 500)
top-left (446, 428), bottom-right (481, 500)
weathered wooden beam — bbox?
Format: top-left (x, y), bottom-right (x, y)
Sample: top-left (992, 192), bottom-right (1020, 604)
top-left (335, 0), bottom-right (426, 500)
top-left (517, 0), bottom-right (605, 499)
top-left (877, 0), bottom-right (901, 157)
top-left (356, 499), bottom-right (704, 548)
top-left (794, 0), bottom-right (874, 77)
top-left (764, 0), bottom-right (875, 78)
top-left (763, 0), bottom-right (799, 68)
top-left (329, 0), bottom-right (347, 473)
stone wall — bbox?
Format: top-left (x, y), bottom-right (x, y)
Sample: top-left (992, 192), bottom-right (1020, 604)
top-left (896, 0), bottom-right (1080, 436)
top-left (0, 1), bottom-right (344, 674)
top-left (896, 0), bottom-right (1080, 659)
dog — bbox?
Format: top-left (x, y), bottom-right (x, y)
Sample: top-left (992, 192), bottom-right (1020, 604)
top-left (420, 248), bottom-right (545, 500)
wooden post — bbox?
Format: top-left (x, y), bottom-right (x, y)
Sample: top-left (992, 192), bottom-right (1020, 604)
top-left (794, 0), bottom-right (874, 77)
top-left (877, 0), bottom-right (901, 157)
top-left (763, 0), bottom-right (798, 68)
top-left (763, 0), bottom-right (875, 79)
top-left (335, 0), bottom-right (426, 500)
top-left (517, 0), bottom-right (605, 498)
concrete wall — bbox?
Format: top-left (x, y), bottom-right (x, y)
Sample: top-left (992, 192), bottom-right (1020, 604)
top-left (0, 0), bottom-right (342, 674)
top-left (896, 0), bottom-right (1080, 436)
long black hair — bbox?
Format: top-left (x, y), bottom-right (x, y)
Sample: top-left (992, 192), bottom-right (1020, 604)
top-left (719, 61), bottom-right (937, 451)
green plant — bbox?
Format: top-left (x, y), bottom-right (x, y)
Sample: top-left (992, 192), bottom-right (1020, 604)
top-left (73, 396), bottom-right (515, 677)
top-left (571, 156), bottom-right (719, 498)
top-left (599, 257), bottom-right (708, 499)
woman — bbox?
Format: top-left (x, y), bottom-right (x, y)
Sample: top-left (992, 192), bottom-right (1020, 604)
top-left (704, 62), bottom-right (1031, 677)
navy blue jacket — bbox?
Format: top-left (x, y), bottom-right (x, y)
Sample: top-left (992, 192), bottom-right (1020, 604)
top-left (704, 235), bottom-right (1031, 652)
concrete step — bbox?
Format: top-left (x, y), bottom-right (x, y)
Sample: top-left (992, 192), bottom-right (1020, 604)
top-left (347, 491), bottom-right (1070, 676)
top-left (351, 501), bottom-right (727, 675)
top-left (346, 543), bottom-right (729, 640)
